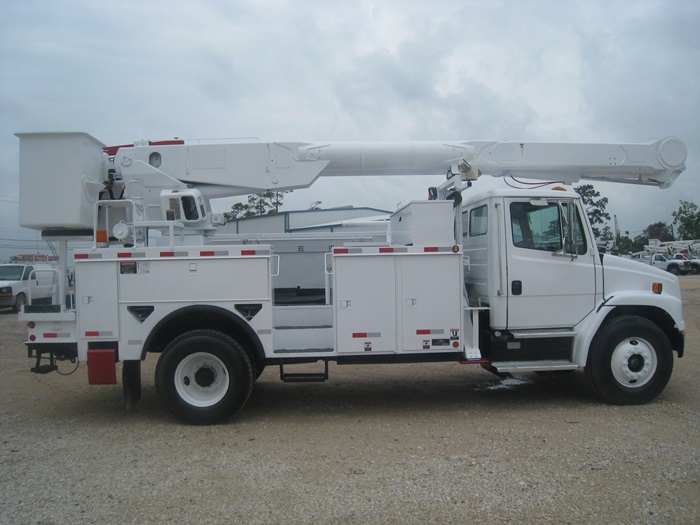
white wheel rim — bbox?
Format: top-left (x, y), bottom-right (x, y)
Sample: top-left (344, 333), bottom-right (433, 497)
top-left (174, 352), bottom-right (229, 407)
top-left (610, 337), bottom-right (657, 388)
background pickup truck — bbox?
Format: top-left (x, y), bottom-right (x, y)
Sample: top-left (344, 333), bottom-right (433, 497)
top-left (672, 253), bottom-right (700, 275)
top-left (0, 263), bottom-right (54, 312)
top-left (644, 254), bottom-right (692, 275)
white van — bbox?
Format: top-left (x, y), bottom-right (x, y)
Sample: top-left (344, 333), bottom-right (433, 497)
top-left (0, 263), bottom-right (54, 312)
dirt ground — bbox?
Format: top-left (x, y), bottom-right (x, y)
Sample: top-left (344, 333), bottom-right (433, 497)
top-left (1, 278), bottom-right (698, 525)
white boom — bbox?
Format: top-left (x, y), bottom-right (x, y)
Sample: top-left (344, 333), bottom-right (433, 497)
top-left (118, 137), bottom-right (687, 198)
top-left (16, 133), bottom-right (687, 233)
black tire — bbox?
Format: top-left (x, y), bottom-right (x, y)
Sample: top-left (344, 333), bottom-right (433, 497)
top-left (690, 265), bottom-right (699, 275)
top-left (585, 316), bottom-right (673, 405)
top-left (156, 330), bottom-right (254, 425)
top-left (667, 265), bottom-right (680, 275)
top-left (13, 293), bottom-right (26, 313)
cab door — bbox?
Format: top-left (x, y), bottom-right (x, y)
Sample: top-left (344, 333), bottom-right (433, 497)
top-left (505, 198), bottom-right (598, 329)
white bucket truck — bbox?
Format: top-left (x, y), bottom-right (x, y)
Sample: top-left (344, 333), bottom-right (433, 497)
top-left (16, 132), bottom-right (687, 424)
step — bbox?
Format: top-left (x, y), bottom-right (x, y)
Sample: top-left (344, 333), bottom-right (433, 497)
top-left (279, 361), bottom-right (329, 383)
top-left (509, 328), bottom-right (577, 339)
top-left (491, 360), bottom-right (579, 373)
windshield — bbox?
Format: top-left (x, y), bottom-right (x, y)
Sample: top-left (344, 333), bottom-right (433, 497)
top-left (0, 265), bottom-right (24, 280)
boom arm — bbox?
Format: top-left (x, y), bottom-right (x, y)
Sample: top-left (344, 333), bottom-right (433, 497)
top-left (16, 132), bottom-right (687, 232)
top-left (295, 137), bottom-right (687, 188)
top-left (111, 136), bottom-right (687, 199)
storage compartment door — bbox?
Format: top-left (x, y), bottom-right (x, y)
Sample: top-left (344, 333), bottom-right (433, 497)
top-left (334, 256), bottom-right (396, 354)
top-left (400, 254), bottom-right (463, 352)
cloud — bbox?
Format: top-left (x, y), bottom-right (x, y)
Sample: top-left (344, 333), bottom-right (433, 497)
top-left (0, 0), bottom-right (698, 261)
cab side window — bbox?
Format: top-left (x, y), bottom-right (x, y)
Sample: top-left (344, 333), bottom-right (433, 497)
top-left (469, 205), bottom-right (488, 237)
top-left (510, 202), bottom-right (562, 252)
top-left (510, 201), bottom-right (588, 254)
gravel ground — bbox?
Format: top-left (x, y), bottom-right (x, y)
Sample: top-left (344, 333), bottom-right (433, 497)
top-left (1, 277), bottom-right (698, 525)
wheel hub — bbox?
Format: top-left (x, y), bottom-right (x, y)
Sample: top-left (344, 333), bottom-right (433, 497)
top-left (174, 352), bottom-right (230, 407)
top-left (627, 354), bottom-right (645, 373)
top-left (194, 366), bottom-right (216, 387)
top-left (611, 337), bottom-right (657, 388)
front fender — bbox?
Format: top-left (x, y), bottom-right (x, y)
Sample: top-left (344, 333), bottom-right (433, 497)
top-left (573, 292), bottom-right (685, 366)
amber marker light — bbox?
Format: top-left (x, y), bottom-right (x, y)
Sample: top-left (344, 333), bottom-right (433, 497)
top-left (96, 229), bottom-right (108, 243)
top-left (652, 282), bottom-right (663, 294)
top-left (452, 245), bottom-right (460, 253)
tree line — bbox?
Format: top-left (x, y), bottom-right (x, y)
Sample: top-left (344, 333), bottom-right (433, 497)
top-left (574, 184), bottom-right (700, 253)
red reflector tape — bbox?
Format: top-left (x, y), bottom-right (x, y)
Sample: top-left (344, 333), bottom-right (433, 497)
top-left (160, 251), bottom-right (175, 257)
top-left (334, 248), bottom-right (349, 254)
top-left (200, 251), bottom-right (215, 256)
top-left (74, 254), bottom-right (89, 259)
top-left (416, 329), bottom-right (431, 335)
top-left (424, 247), bottom-right (439, 252)
top-left (352, 333), bottom-right (368, 338)
top-left (117, 252), bottom-right (132, 258)
top-left (241, 250), bottom-right (256, 256)
top-left (85, 331), bottom-right (100, 337)
top-left (43, 333), bottom-right (58, 338)
top-left (379, 247), bottom-right (394, 253)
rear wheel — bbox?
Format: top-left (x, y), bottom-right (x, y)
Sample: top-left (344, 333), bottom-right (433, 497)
top-left (156, 330), bottom-right (253, 424)
top-left (586, 316), bottom-right (673, 405)
top-left (667, 265), bottom-right (680, 275)
top-left (13, 293), bottom-right (26, 313)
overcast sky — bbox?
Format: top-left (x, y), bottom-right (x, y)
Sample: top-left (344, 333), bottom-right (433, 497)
top-left (1, 0), bottom-right (698, 261)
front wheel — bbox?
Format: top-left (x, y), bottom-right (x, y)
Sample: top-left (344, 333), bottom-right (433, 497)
top-left (585, 316), bottom-right (673, 405)
top-left (156, 330), bottom-right (254, 425)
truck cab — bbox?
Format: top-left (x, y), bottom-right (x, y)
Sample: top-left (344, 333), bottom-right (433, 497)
top-left (462, 188), bottom-right (596, 332)
top-left (461, 188), bottom-right (684, 388)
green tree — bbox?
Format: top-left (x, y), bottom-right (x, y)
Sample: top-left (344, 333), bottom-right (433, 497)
top-left (672, 200), bottom-right (700, 240)
top-left (223, 190), bottom-right (292, 220)
top-left (574, 184), bottom-right (610, 238)
top-left (599, 224), bottom-right (615, 243)
top-left (632, 221), bottom-right (674, 252)
top-left (616, 235), bottom-right (635, 254)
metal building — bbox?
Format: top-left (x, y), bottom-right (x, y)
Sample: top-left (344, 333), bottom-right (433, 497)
top-left (217, 207), bottom-right (390, 234)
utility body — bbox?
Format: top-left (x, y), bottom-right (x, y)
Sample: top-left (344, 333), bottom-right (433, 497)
top-left (16, 132), bottom-right (688, 424)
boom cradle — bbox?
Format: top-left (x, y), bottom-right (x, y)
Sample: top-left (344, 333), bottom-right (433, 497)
top-left (16, 131), bottom-right (688, 424)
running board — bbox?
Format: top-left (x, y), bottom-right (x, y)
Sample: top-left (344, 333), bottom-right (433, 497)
top-left (279, 361), bottom-right (329, 383)
top-left (491, 360), bottom-right (579, 373)
top-left (509, 329), bottom-right (577, 339)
